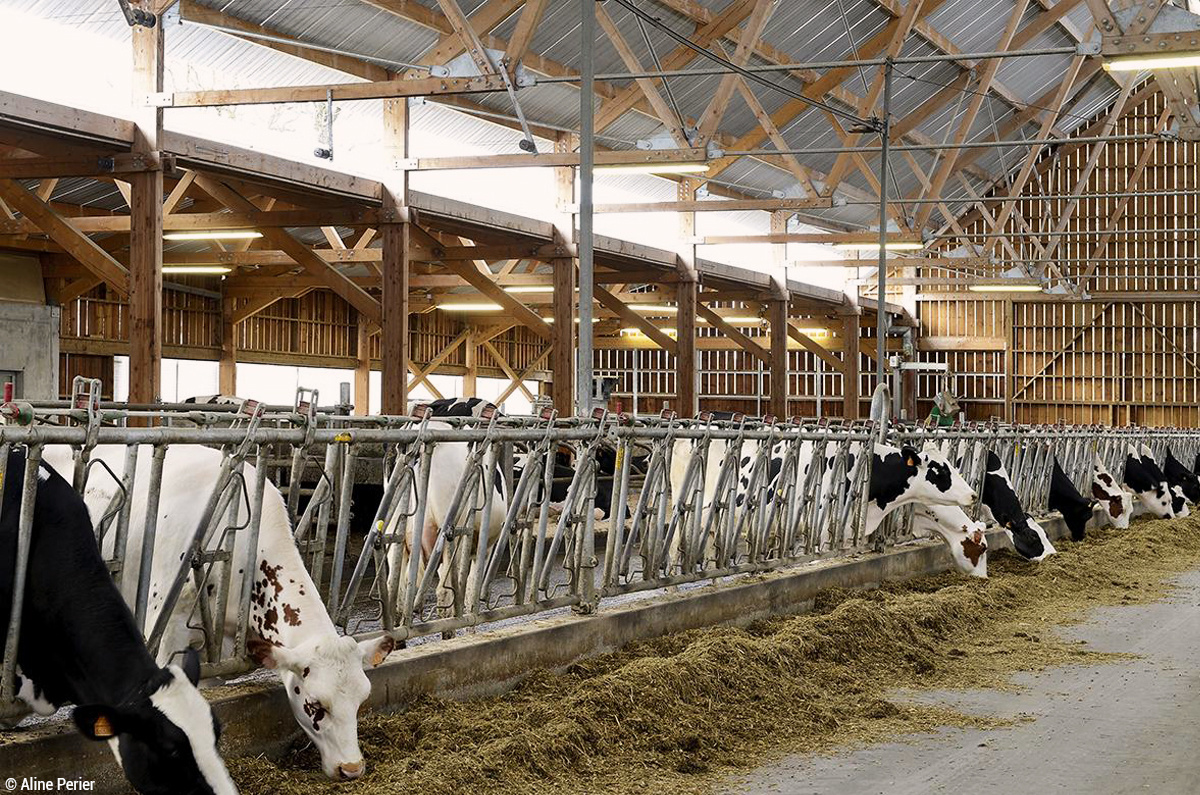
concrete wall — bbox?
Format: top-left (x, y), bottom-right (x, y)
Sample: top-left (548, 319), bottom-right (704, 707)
top-left (0, 518), bottom-right (1068, 793)
top-left (0, 300), bottom-right (59, 400)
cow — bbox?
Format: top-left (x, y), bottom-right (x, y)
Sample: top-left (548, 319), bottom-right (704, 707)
top-left (1, 450), bottom-right (238, 795)
top-left (1123, 444), bottom-right (1175, 518)
top-left (40, 445), bottom-right (393, 782)
top-left (911, 504), bottom-right (988, 577)
top-left (980, 451), bottom-right (1056, 561)
top-left (1164, 449), bottom-right (1200, 510)
top-left (1048, 458), bottom-right (1096, 542)
top-left (1091, 454), bottom-right (1133, 529)
top-left (1144, 445), bottom-right (1191, 518)
top-left (864, 443), bottom-right (977, 537)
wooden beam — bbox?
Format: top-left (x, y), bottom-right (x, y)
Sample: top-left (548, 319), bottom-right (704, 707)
top-left (437, 250), bottom-right (555, 341)
top-left (592, 197), bottom-right (832, 213)
top-left (841, 314), bottom-right (860, 419)
top-left (505, 0), bottom-right (550, 67)
top-left (787, 320), bottom-right (847, 374)
top-left (676, 278), bottom-right (698, 416)
top-left (768, 298), bottom-right (789, 419)
top-left (192, 174), bottom-right (383, 325)
top-left (160, 73), bottom-right (512, 108)
top-left (404, 147), bottom-right (709, 171)
top-left (219, 291), bottom-right (237, 394)
top-left (595, 284), bottom-right (678, 354)
top-left (694, 0), bottom-right (776, 147)
top-left (0, 179), bottom-right (128, 293)
top-left (696, 301), bottom-right (768, 363)
top-left (495, 346), bottom-right (552, 405)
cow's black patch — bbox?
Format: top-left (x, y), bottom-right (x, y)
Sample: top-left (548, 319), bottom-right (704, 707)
top-left (1164, 449), bottom-right (1200, 504)
top-left (1124, 453), bottom-right (1166, 500)
top-left (924, 459), bottom-right (952, 493)
top-left (982, 451), bottom-right (1042, 560)
top-left (869, 447), bottom-right (918, 509)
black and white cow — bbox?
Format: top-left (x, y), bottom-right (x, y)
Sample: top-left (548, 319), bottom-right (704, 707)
top-left (41, 446), bottom-right (393, 782)
top-left (911, 504), bottom-right (988, 578)
top-left (1123, 444), bottom-right (1175, 518)
top-left (1, 450), bottom-right (237, 795)
top-left (1048, 458), bottom-right (1096, 542)
top-left (1091, 454), bottom-right (1134, 529)
top-left (981, 451), bottom-right (1056, 561)
top-left (864, 443), bottom-right (977, 537)
top-left (1145, 445), bottom-right (1191, 518)
top-left (1164, 448), bottom-right (1200, 509)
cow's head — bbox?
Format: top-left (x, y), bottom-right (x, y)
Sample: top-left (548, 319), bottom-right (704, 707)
top-left (1125, 445), bottom-right (1174, 518)
top-left (1010, 517), bottom-right (1056, 562)
top-left (913, 504), bottom-right (988, 578)
top-left (866, 444), bottom-right (976, 536)
top-left (1170, 485), bottom-right (1191, 518)
top-left (1092, 454), bottom-right (1133, 529)
top-left (73, 650), bottom-right (237, 795)
top-left (1164, 449), bottom-right (1200, 505)
top-left (248, 634), bottom-right (395, 780)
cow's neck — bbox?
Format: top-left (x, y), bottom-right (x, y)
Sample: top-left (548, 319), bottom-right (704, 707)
top-left (249, 494), bottom-right (337, 649)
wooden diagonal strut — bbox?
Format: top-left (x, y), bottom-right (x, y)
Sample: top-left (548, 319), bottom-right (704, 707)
top-left (408, 327), bottom-right (473, 392)
top-left (695, 302), bottom-right (768, 363)
top-left (1011, 302), bottom-right (1113, 401)
top-left (594, 284), bottom-right (678, 355)
top-left (505, 0), bottom-right (549, 67)
top-left (914, 0), bottom-right (1031, 229)
top-left (191, 174), bottom-right (383, 325)
top-left (786, 321), bottom-right (846, 374)
top-left (733, 77), bottom-right (818, 197)
top-left (495, 345), bottom-right (553, 405)
top-left (0, 178), bottom-right (129, 295)
top-left (595, 4), bottom-right (690, 147)
top-left (694, 0), bottom-right (776, 147)
top-left (429, 237), bottom-right (555, 341)
top-left (434, 0), bottom-right (499, 76)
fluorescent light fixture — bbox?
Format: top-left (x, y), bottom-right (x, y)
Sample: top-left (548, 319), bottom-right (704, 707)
top-left (436, 302), bottom-right (503, 312)
top-left (544, 317), bottom-right (600, 323)
top-left (968, 284), bottom-right (1043, 293)
top-left (1104, 52), bottom-right (1200, 72)
top-left (598, 163), bottom-right (710, 175)
top-left (504, 286), bottom-right (555, 294)
top-left (161, 265), bottom-right (232, 275)
top-left (698, 316), bottom-right (761, 325)
top-left (620, 327), bottom-right (678, 337)
top-left (163, 230), bottom-right (263, 241)
top-left (832, 241), bottom-right (925, 251)
top-left (629, 304), bottom-right (678, 314)
top-left (792, 327), bottom-right (829, 337)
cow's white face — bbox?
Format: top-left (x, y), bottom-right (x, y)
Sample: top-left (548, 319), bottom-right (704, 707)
top-left (1136, 486), bottom-right (1175, 518)
top-left (1091, 458), bottom-right (1133, 529)
top-left (1023, 518), bottom-right (1057, 561)
top-left (913, 504), bottom-right (988, 578)
top-left (250, 635), bottom-right (394, 779)
top-left (1171, 485), bottom-right (1191, 518)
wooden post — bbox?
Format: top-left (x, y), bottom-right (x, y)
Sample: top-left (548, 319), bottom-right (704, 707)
top-left (676, 178), bottom-right (699, 417)
top-left (219, 293), bottom-right (236, 395)
top-left (129, 8), bottom-right (163, 406)
top-left (381, 96), bottom-right (410, 415)
top-left (551, 133), bottom-right (576, 414)
top-left (1003, 298), bottom-right (1014, 423)
top-left (676, 279), bottom-right (698, 417)
top-left (842, 314), bottom-right (860, 419)
top-left (463, 334), bottom-right (478, 397)
top-left (355, 315), bottom-right (370, 415)
top-left (768, 298), bottom-right (789, 418)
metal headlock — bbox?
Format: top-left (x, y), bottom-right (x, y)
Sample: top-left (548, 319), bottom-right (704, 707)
top-left (6, 389), bottom-right (1200, 718)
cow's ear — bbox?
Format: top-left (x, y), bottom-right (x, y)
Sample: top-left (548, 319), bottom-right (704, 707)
top-left (73, 704), bottom-right (125, 741)
top-left (901, 445), bottom-right (920, 468)
top-left (180, 648), bottom-right (202, 686)
top-left (247, 638), bottom-right (300, 673)
top-left (359, 635), bottom-right (396, 669)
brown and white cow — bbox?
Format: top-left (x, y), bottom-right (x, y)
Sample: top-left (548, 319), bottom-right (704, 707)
top-left (911, 504), bottom-right (988, 577)
top-left (1091, 454), bottom-right (1133, 529)
top-left (42, 445), bottom-right (394, 782)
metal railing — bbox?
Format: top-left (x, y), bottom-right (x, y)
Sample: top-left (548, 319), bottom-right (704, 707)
top-left (4, 379), bottom-right (1200, 718)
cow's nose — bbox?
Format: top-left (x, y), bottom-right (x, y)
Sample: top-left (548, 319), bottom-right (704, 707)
top-left (338, 762), bottom-right (365, 780)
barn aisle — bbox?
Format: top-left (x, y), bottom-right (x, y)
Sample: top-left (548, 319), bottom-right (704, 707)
top-left (725, 570), bottom-right (1200, 795)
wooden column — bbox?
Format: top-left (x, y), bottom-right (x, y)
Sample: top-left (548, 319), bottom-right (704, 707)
top-left (381, 96), bottom-right (410, 415)
top-left (463, 335), bottom-right (478, 397)
top-left (129, 9), bottom-right (163, 406)
top-left (842, 314), bottom-right (861, 419)
top-left (354, 315), bottom-right (370, 415)
top-left (768, 297), bottom-right (789, 419)
top-left (675, 279), bottom-right (698, 417)
top-left (551, 132), bottom-right (576, 415)
top-left (1003, 298), bottom-right (1014, 423)
top-left (219, 293), bottom-right (236, 395)
top-left (676, 178), bottom-right (699, 417)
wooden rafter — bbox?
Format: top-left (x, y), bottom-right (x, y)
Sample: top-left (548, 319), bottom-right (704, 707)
top-left (696, 301), bottom-right (768, 363)
top-left (694, 0), bottom-right (776, 147)
top-left (594, 284), bottom-right (678, 354)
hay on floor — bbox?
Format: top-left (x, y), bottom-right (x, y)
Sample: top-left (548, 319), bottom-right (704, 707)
top-left (232, 516), bottom-right (1200, 795)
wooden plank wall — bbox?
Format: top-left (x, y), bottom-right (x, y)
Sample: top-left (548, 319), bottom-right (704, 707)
top-left (918, 88), bottom-right (1200, 426)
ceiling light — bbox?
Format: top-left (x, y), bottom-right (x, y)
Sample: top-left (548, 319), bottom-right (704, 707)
top-left (629, 304), bottom-right (678, 313)
top-left (1104, 52), bottom-right (1200, 72)
top-left (620, 327), bottom-right (678, 337)
top-left (598, 163), bottom-right (710, 175)
top-left (544, 317), bottom-right (600, 323)
top-left (436, 303), bottom-right (503, 312)
top-left (698, 316), bottom-right (761, 325)
top-left (832, 241), bottom-right (925, 251)
top-left (792, 327), bottom-right (829, 337)
top-left (161, 265), bottom-right (232, 275)
top-left (163, 230), bottom-right (263, 241)
top-left (967, 284), bottom-right (1043, 293)
top-left (504, 286), bottom-right (555, 294)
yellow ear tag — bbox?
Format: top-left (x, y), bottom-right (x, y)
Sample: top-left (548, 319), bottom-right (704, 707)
top-left (93, 715), bottom-right (114, 738)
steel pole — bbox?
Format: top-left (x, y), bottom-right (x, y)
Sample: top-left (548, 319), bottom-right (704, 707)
top-left (576, 0), bottom-right (596, 416)
top-left (876, 59), bottom-right (893, 389)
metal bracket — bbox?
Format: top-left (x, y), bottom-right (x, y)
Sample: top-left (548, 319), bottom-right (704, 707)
top-left (116, 0), bottom-right (156, 28)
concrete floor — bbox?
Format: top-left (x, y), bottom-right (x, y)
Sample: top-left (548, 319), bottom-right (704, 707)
top-left (724, 569), bottom-right (1200, 795)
